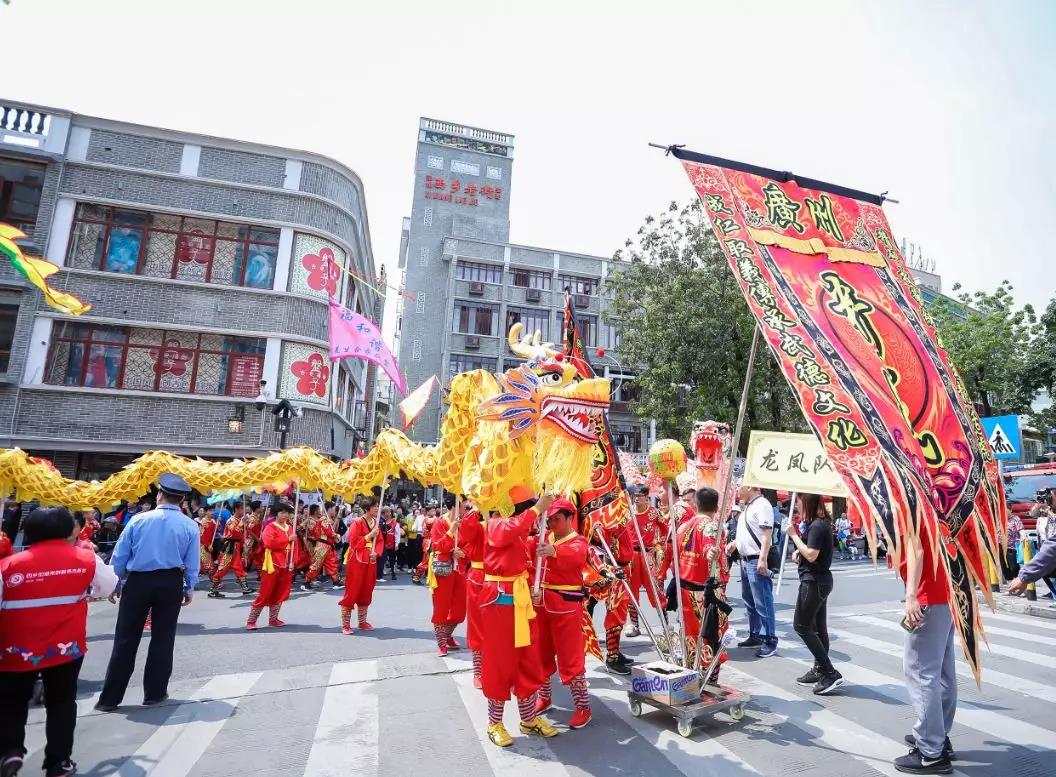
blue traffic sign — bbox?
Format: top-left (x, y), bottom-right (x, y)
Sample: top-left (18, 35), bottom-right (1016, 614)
top-left (980, 415), bottom-right (1022, 460)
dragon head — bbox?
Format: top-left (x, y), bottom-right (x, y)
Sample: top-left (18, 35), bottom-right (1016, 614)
top-left (691, 420), bottom-right (732, 490)
top-left (507, 322), bottom-right (579, 387)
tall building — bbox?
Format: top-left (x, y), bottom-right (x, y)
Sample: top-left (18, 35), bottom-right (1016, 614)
top-left (397, 118), bottom-right (645, 454)
top-left (0, 98), bottom-right (380, 480)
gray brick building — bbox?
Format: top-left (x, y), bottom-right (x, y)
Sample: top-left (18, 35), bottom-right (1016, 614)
top-left (0, 99), bottom-right (381, 480)
top-left (397, 119), bottom-right (646, 454)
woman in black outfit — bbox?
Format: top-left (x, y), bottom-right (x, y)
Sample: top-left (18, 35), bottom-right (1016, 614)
top-left (787, 493), bottom-right (843, 695)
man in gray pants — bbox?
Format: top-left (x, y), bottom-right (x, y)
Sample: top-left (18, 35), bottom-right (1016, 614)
top-left (896, 530), bottom-right (955, 775)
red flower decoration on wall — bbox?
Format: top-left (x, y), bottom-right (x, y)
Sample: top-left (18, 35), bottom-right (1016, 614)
top-left (291, 352), bottom-right (330, 398)
top-left (302, 247), bottom-right (339, 297)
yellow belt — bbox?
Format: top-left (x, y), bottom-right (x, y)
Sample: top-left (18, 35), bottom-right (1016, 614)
top-left (470, 561), bottom-right (484, 570)
top-left (485, 572), bottom-right (535, 647)
top-left (263, 549), bottom-right (276, 574)
top-left (541, 583), bottom-right (583, 591)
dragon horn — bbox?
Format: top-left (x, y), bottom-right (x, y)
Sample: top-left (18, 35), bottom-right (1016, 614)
top-left (506, 322), bottom-right (560, 360)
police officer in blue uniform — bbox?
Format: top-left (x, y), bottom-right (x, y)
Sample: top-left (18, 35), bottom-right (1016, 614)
top-left (95, 474), bottom-right (200, 712)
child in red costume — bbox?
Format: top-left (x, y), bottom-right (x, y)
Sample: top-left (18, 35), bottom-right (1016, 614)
top-left (246, 502), bottom-right (296, 629)
top-left (209, 504), bottom-right (253, 598)
top-left (429, 501), bottom-right (469, 656)
top-left (534, 497), bottom-right (592, 729)
top-left (479, 489), bottom-right (558, 748)
top-left (303, 511), bottom-right (342, 590)
top-left (625, 485), bottom-right (667, 637)
top-left (339, 497), bottom-right (384, 634)
top-left (597, 520), bottom-right (634, 675)
top-left (458, 505), bottom-right (486, 687)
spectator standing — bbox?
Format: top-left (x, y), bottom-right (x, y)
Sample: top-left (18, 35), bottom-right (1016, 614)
top-left (1008, 532), bottom-right (1056, 604)
top-left (727, 484), bottom-right (778, 657)
top-left (2, 499), bottom-right (22, 545)
top-left (0, 507), bottom-right (118, 777)
top-left (95, 474), bottom-right (199, 712)
top-left (787, 494), bottom-right (842, 695)
top-left (1001, 512), bottom-right (1023, 581)
top-left (1033, 497), bottom-right (1056, 600)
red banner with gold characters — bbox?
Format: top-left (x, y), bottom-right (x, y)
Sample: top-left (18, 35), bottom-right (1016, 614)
top-left (673, 149), bottom-right (1006, 680)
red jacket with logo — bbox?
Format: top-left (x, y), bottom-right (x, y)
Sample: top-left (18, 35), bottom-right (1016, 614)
top-left (0, 539), bottom-right (96, 671)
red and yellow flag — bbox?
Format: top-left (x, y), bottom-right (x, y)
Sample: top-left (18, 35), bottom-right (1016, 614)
top-left (0, 224), bottom-right (91, 316)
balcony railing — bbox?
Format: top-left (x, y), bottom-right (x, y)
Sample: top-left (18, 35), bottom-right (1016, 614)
top-left (1, 103), bottom-right (52, 145)
top-left (421, 118), bottom-right (513, 146)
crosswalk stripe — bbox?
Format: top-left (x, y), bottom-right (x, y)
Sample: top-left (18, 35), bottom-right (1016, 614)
top-left (720, 665), bottom-right (973, 777)
top-left (985, 609), bottom-right (1056, 631)
top-left (303, 660), bottom-right (380, 777)
top-left (587, 670), bottom-right (762, 777)
top-left (451, 669), bottom-right (572, 776)
top-left (115, 671), bottom-right (262, 777)
top-left (975, 621), bottom-right (1056, 646)
top-left (857, 614), bottom-right (1056, 670)
top-left (774, 639), bottom-right (1056, 751)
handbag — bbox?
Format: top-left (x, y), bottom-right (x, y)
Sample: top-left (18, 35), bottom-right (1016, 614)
top-left (744, 511), bottom-right (781, 571)
top-left (431, 558), bottom-right (453, 577)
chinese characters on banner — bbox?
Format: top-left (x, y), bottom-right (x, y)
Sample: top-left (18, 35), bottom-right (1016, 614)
top-left (423, 175), bottom-right (503, 208)
top-left (328, 302), bottom-right (407, 396)
top-left (740, 431), bottom-right (849, 498)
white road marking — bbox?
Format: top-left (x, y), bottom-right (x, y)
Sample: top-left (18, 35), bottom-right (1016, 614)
top-left (984, 608), bottom-right (1056, 631)
top-left (115, 671), bottom-right (262, 777)
top-left (303, 660), bottom-right (380, 777)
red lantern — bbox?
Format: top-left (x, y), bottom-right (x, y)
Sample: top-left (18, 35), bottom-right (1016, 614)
top-left (596, 348), bottom-right (607, 358)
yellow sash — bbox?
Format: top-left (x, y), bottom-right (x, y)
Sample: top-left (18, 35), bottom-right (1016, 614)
top-left (263, 549), bottom-right (275, 574)
top-left (485, 571), bottom-right (535, 647)
top-left (426, 552), bottom-right (438, 591)
top-left (541, 583), bottom-right (582, 591)
top-left (470, 561), bottom-right (484, 570)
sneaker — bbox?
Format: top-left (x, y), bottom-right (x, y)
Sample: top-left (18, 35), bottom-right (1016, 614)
top-left (796, 667), bottom-right (821, 686)
top-left (519, 717), bottom-right (559, 737)
top-left (246, 621), bottom-right (258, 631)
top-left (341, 627), bottom-right (354, 636)
top-left (143, 695), bottom-right (168, 706)
top-left (625, 625), bottom-right (641, 638)
top-left (754, 644), bottom-right (778, 658)
top-left (568, 708), bottom-right (592, 729)
top-left (447, 637), bottom-right (462, 649)
top-left (616, 652), bottom-right (636, 666)
top-left (45, 759), bottom-right (76, 777)
top-left (813, 672), bottom-right (844, 695)
top-left (1, 753), bottom-right (23, 777)
top-left (376, 577), bottom-right (386, 582)
top-left (893, 747), bottom-right (953, 774)
top-left (93, 702), bottom-right (118, 713)
top-left (269, 619), bottom-right (286, 628)
top-left (487, 722), bottom-right (513, 748)
top-left (473, 676), bottom-right (482, 690)
top-left (299, 583), bottom-right (314, 592)
top-left (437, 645), bottom-right (448, 657)
top-left (904, 736), bottom-right (956, 760)
top-left (207, 590), bottom-right (225, 599)
top-left (738, 636), bottom-right (763, 648)
top-left (606, 658), bottom-right (631, 675)
top-left (534, 695), bottom-right (553, 716)
top-left (359, 622), bottom-right (375, 632)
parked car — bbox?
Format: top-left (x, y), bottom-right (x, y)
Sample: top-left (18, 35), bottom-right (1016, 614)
top-left (1003, 466), bottom-right (1056, 531)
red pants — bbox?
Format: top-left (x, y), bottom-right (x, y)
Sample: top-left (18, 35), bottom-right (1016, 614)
top-left (465, 568), bottom-right (484, 650)
top-left (306, 546), bottom-right (339, 582)
top-left (212, 547), bottom-right (245, 580)
top-left (293, 539), bottom-right (311, 572)
top-left (629, 550), bottom-right (661, 610)
top-left (340, 559), bottom-right (376, 608)
top-left (252, 568), bottom-right (292, 607)
top-left (537, 599), bottom-right (586, 684)
top-left (199, 545), bottom-right (214, 573)
top-left (431, 570), bottom-right (467, 625)
top-left (480, 601), bottom-right (545, 702)
top-left (603, 580), bottom-right (630, 630)
top-left (681, 588), bottom-right (729, 669)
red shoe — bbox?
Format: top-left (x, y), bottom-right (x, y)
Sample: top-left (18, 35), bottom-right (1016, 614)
top-left (568, 708), bottom-right (592, 729)
top-left (358, 622), bottom-right (375, 632)
top-left (246, 621), bottom-right (258, 631)
top-left (473, 676), bottom-right (482, 690)
top-left (447, 637), bottom-right (461, 649)
top-left (437, 644), bottom-right (448, 657)
top-left (341, 627), bottom-right (354, 636)
top-left (534, 695), bottom-right (553, 716)
top-left (269, 619), bottom-right (286, 628)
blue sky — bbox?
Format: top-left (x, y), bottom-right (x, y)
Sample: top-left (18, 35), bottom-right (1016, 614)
top-left (5, 0), bottom-right (1053, 319)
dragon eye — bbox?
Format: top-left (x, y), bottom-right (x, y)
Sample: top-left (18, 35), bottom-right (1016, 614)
top-left (540, 371), bottom-right (564, 384)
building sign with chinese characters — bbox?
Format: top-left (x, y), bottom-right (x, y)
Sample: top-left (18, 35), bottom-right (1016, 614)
top-left (228, 354), bottom-right (263, 398)
top-left (279, 342), bottom-right (330, 406)
top-left (741, 431), bottom-right (849, 498)
top-left (423, 175), bottom-right (503, 208)
top-left (289, 233), bottom-right (347, 299)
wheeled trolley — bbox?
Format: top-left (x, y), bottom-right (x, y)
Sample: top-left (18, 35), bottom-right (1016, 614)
top-left (628, 682), bottom-right (750, 738)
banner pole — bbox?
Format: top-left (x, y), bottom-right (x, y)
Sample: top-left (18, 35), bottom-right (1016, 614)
top-left (775, 491), bottom-right (797, 597)
top-left (625, 490), bottom-right (675, 655)
top-left (716, 324), bottom-right (761, 530)
top-left (666, 480), bottom-right (688, 666)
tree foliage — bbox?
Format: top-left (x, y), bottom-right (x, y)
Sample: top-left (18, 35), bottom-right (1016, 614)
top-left (1024, 297), bottom-right (1056, 434)
top-left (928, 281), bottom-right (1036, 417)
top-left (606, 200), bottom-right (806, 449)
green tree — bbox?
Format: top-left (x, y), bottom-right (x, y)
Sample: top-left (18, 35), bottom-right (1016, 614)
top-left (1024, 296), bottom-right (1056, 435)
top-left (606, 200), bottom-right (805, 449)
top-left (928, 281), bottom-right (1036, 417)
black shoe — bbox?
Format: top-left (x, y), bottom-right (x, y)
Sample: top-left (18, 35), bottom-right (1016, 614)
top-left (300, 583), bottom-right (314, 592)
top-left (616, 652), bottom-right (636, 666)
top-left (796, 667), bottom-right (821, 686)
top-left (93, 702), bottom-right (118, 713)
top-left (44, 759), bottom-right (76, 777)
top-left (813, 672), bottom-right (844, 695)
top-left (207, 589), bottom-right (225, 599)
top-left (894, 747), bottom-right (953, 774)
top-left (605, 658), bottom-right (631, 676)
top-left (1, 752), bottom-right (23, 777)
top-left (904, 736), bottom-right (955, 761)
top-left (143, 695), bottom-right (169, 706)
top-left (737, 636), bottom-right (763, 648)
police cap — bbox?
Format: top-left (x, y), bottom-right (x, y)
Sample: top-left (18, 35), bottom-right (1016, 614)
top-left (629, 484), bottom-right (650, 496)
top-left (157, 473), bottom-right (192, 497)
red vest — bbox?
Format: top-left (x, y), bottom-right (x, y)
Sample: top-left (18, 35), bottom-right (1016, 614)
top-left (0, 539), bottom-right (96, 671)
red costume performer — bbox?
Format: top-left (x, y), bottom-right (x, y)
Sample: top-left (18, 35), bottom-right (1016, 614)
top-left (199, 514), bottom-right (218, 576)
top-left (339, 502), bottom-right (384, 634)
top-left (458, 508), bottom-right (486, 687)
top-left (535, 498), bottom-right (592, 729)
top-left (244, 511), bottom-right (263, 574)
top-left (304, 515), bottom-right (342, 588)
top-left (246, 508), bottom-right (296, 629)
top-left (292, 512), bottom-right (314, 576)
top-left (210, 511), bottom-right (253, 597)
top-left (479, 490), bottom-right (557, 748)
top-left (626, 491), bottom-right (667, 637)
top-left (598, 521), bottom-right (634, 672)
top-left (0, 530), bottom-right (11, 560)
top-left (413, 509), bottom-right (439, 583)
top-left (429, 506), bottom-right (468, 656)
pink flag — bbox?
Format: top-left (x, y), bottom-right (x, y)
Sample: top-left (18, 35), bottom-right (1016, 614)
top-left (399, 375), bottom-right (440, 430)
top-left (328, 302), bottom-right (407, 396)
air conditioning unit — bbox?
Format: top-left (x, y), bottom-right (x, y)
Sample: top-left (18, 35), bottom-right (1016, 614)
top-left (525, 288), bottom-right (542, 303)
top-left (465, 335), bottom-right (481, 349)
top-left (573, 294), bottom-right (589, 308)
top-left (468, 282), bottom-right (485, 295)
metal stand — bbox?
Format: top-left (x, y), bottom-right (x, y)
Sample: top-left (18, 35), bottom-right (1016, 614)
top-left (666, 481), bottom-right (687, 666)
top-left (625, 492), bottom-right (676, 656)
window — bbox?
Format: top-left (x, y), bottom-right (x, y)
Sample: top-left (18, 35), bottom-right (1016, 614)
top-left (453, 301), bottom-right (497, 335)
top-left (0, 159), bottom-right (46, 232)
top-left (449, 354), bottom-right (497, 378)
top-left (506, 307), bottom-right (550, 343)
top-left (66, 204), bottom-right (278, 289)
top-left (487, 166), bottom-right (502, 180)
top-left (423, 207), bottom-right (433, 226)
top-left (451, 160), bottom-right (480, 176)
top-left (0, 303), bottom-right (16, 373)
top-left (427, 155), bottom-right (444, 170)
top-left (558, 312), bottom-right (597, 346)
top-left (416, 291), bottom-right (427, 314)
top-left (419, 246), bottom-right (430, 266)
top-left (45, 323), bottom-right (265, 396)
top-left (456, 260), bottom-right (502, 284)
top-left (510, 267), bottom-right (551, 290)
top-left (606, 321), bottom-right (623, 349)
top-left (608, 369), bottom-right (639, 404)
top-left (610, 423), bottom-right (643, 452)
top-left (411, 339), bottom-right (423, 361)
top-left (558, 274), bottom-right (596, 296)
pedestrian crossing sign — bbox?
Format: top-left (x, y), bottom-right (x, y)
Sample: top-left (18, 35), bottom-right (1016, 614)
top-left (980, 414), bottom-right (1022, 460)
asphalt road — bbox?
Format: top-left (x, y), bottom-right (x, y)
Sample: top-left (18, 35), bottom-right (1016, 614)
top-left (23, 557), bottom-right (1055, 776)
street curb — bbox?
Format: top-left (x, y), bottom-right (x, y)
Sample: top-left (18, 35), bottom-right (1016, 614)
top-left (978, 590), bottom-right (1056, 620)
